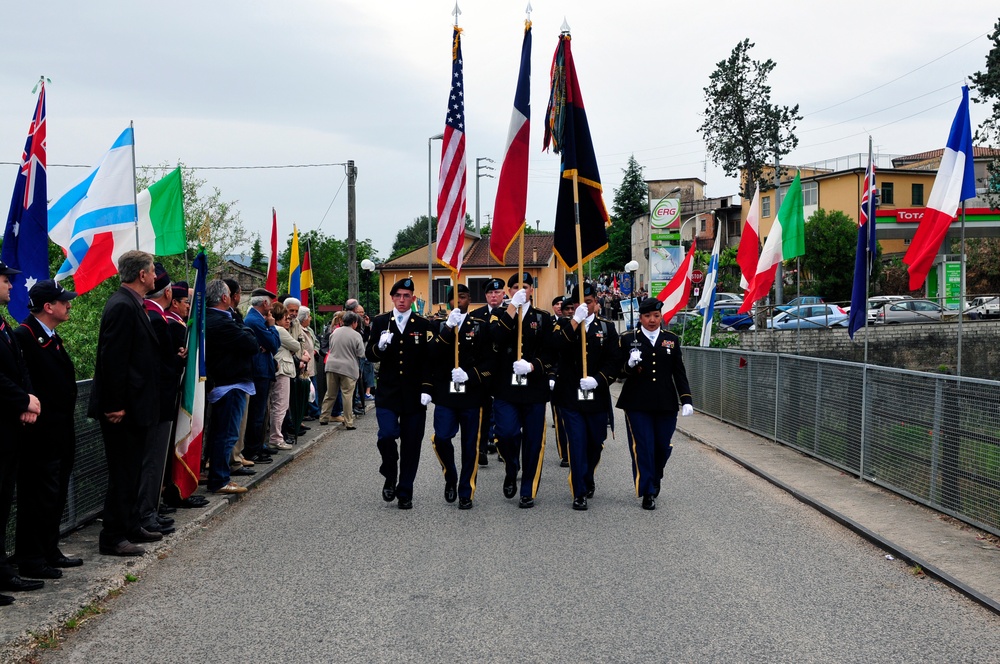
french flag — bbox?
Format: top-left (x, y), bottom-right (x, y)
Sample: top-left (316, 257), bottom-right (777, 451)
top-left (903, 85), bottom-right (977, 290)
top-left (490, 21), bottom-right (531, 263)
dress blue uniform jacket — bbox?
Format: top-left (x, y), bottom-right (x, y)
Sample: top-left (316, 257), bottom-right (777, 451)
top-left (616, 328), bottom-right (692, 414)
top-left (490, 305), bottom-right (554, 404)
top-left (365, 311), bottom-right (434, 415)
top-left (552, 315), bottom-right (620, 413)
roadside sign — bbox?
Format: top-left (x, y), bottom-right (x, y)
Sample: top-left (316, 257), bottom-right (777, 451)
top-left (691, 269), bottom-right (704, 284)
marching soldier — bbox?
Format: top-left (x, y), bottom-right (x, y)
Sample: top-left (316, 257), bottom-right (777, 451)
top-left (490, 272), bottom-right (555, 508)
top-left (430, 285), bottom-right (494, 509)
top-left (365, 278), bottom-right (434, 510)
top-left (551, 282), bottom-right (620, 511)
top-left (468, 277), bottom-right (505, 464)
top-left (617, 297), bottom-right (694, 510)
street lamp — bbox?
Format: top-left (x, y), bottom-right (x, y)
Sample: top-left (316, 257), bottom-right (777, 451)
top-left (678, 214), bottom-right (699, 249)
top-left (361, 258), bottom-right (376, 313)
top-left (428, 133), bottom-right (444, 314)
top-left (624, 259), bottom-right (639, 332)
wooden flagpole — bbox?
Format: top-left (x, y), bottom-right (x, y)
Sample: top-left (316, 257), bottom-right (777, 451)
top-left (572, 172), bottom-right (588, 377)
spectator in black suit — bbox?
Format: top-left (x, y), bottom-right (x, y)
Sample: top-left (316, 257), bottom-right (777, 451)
top-left (89, 250), bottom-right (163, 557)
top-left (13, 280), bottom-right (81, 580)
top-left (139, 264), bottom-right (186, 536)
top-left (204, 279), bottom-right (259, 495)
top-left (0, 260), bottom-right (43, 605)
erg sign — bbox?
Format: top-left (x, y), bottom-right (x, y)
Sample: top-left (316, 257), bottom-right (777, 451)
top-left (650, 197), bottom-right (680, 229)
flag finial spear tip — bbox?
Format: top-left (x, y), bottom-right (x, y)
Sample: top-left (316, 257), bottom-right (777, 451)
top-left (453, 1), bottom-right (461, 25)
top-left (560, 17), bottom-right (571, 34)
top-left (525, 2), bottom-right (532, 16)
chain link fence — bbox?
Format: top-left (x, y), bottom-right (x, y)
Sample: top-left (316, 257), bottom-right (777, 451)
top-left (685, 347), bottom-right (1000, 537)
top-left (4, 380), bottom-right (108, 557)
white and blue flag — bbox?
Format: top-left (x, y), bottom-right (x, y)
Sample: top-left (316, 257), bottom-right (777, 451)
top-left (696, 232), bottom-right (722, 347)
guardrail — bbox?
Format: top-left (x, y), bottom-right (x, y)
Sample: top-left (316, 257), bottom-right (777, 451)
top-left (684, 347), bottom-right (1000, 537)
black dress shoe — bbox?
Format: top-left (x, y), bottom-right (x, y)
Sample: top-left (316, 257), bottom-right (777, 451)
top-left (19, 565), bottom-right (62, 580)
top-left (503, 472), bottom-right (517, 499)
top-left (299, 424), bottom-right (311, 431)
top-left (231, 466), bottom-right (256, 476)
top-left (177, 496), bottom-right (210, 508)
top-left (99, 541), bottom-right (145, 557)
top-left (444, 482), bottom-right (457, 503)
top-left (265, 445), bottom-right (281, 454)
top-left (397, 497), bottom-right (413, 510)
top-left (127, 528), bottom-right (163, 543)
top-left (249, 454), bottom-right (273, 464)
top-left (458, 497), bottom-right (473, 510)
top-left (518, 496), bottom-right (534, 509)
top-left (572, 496), bottom-right (588, 511)
top-left (0, 594), bottom-right (13, 606)
top-left (144, 522), bottom-right (176, 535)
top-left (382, 478), bottom-right (396, 502)
top-left (586, 482), bottom-right (595, 499)
top-left (296, 428), bottom-right (308, 436)
top-left (0, 576), bottom-right (44, 592)
top-left (48, 555), bottom-right (84, 568)
top-left (478, 452), bottom-right (488, 466)
top-left (642, 495), bottom-right (656, 510)
top-left (560, 459), bottom-right (570, 468)
top-left (156, 515), bottom-right (175, 527)
top-left (159, 505), bottom-right (177, 515)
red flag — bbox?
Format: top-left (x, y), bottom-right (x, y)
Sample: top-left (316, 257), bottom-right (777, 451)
top-left (737, 185), bottom-right (761, 292)
top-left (490, 21), bottom-right (531, 263)
top-left (656, 243), bottom-right (697, 322)
top-left (266, 208), bottom-right (278, 294)
top-left (436, 26), bottom-right (468, 273)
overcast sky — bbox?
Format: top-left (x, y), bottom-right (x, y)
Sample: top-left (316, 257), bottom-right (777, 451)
top-left (1, 1), bottom-right (997, 262)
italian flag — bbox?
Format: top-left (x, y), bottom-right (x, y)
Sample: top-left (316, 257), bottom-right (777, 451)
top-left (171, 250), bottom-right (207, 499)
top-left (739, 171), bottom-right (805, 313)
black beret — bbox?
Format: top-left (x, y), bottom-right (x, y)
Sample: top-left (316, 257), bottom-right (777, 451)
top-left (507, 272), bottom-right (533, 288)
top-left (28, 279), bottom-right (76, 308)
top-left (390, 278), bottom-right (415, 295)
top-left (569, 282), bottom-right (596, 304)
top-left (447, 283), bottom-right (470, 301)
top-left (171, 281), bottom-right (190, 299)
top-left (485, 278), bottom-right (506, 293)
top-left (638, 297), bottom-right (664, 314)
top-left (152, 262), bottom-right (171, 294)
top-left (551, 296), bottom-right (564, 306)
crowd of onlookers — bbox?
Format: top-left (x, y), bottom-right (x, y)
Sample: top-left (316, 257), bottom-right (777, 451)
top-left (0, 251), bottom-right (376, 607)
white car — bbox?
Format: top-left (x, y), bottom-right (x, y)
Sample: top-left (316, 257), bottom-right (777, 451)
top-left (965, 296), bottom-right (1000, 319)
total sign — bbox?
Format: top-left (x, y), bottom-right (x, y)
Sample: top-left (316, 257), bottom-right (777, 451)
top-left (650, 197), bottom-right (680, 230)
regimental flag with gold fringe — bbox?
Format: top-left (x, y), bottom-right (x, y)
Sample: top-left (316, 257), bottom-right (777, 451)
top-left (171, 249), bottom-right (207, 499)
top-left (544, 31), bottom-right (609, 271)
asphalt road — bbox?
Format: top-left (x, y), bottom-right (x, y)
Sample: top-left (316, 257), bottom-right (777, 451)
top-left (42, 404), bottom-right (1000, 663)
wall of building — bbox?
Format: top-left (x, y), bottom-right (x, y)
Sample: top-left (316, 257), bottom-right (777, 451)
top-left (726, 321), bottom-right (1000, 379)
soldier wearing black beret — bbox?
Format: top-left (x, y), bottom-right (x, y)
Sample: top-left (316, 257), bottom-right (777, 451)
top-left (468, 277), bottom-right (506, 462)
top-left (365, 277), bottom-right (434, 509)
top-left (551, 282), bottom-right (620, 510)
top-left (616, 297), bottom-right (694, 510)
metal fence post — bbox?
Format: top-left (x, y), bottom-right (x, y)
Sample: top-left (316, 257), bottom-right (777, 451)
top-left (930, 378), bottom-right (943, 505)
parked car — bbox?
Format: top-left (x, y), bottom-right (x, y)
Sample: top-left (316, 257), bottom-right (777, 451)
top-left (666, 311), bottom-right (702, 328)
top-left (715, 304), bottom-right (754, 331)
top-left (774, 296), bottom-right (825, 313)
top-left (875, 299), bottom-right (954, 324)
top-left (714, 292), bottom-right (743, 304)
top-left (767, 304), bottom-right (849, 329)
top-left (865, 295), bottom-right (911, 323)
top-left (965, 296), bottom-right (1000, 319)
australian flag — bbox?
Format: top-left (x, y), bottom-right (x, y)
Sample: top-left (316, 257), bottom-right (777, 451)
top-left (2, 82), bottom-right (49, 322)
top-left (848, 147), bottom-right (878, 339)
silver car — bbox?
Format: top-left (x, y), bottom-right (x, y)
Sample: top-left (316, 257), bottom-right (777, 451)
top-left (875, 299), bottom-right (951, 324)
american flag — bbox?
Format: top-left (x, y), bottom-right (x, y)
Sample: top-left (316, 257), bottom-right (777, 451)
top-left (436, 26), bottom-right (468, 273)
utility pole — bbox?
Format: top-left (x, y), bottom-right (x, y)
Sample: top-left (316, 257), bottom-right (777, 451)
top-left (347, 159), bottom-right (358, 300)
top-left (476, 157), bottom-right (495, 235)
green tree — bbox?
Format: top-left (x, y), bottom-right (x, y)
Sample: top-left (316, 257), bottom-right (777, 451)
top-left (700, 39), bottom-right (802, 200)
top-left (249, 233), bottom-right (266, 273)
top-left (972, 19), bottom-right (1000, 209)
top-left (594, 156), bottom-right (648, 274)
top-left (390, 214), bottom-right (475, 260)
top-left (276, 229), bottom-right (380, 315)
top-left (801, 208), bottom-right (880, 302)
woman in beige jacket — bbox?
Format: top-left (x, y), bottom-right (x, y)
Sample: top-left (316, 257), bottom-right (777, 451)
top-left (269, 301), bottom-right (302, 450)
top-left (320, 311), bottom-right (365, 429)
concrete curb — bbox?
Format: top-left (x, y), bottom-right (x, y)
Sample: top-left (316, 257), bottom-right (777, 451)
top-left (678, 423), bottom-right (1000, 617)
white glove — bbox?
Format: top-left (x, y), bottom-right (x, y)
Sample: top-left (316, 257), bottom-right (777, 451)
top-left (510, 289), bottom-right (528, 308)
top-left (378, 330), bottom-right (393, 350)
top-left (549, 379), bottom-right (555, 391)
top-left (513, 359), bottom-right (533, 376)
top-left (628, 348), bottom-right (643, 368)
top-left (420, 393), bottom-right (432, 406)
top-left (580, 376), bottom-right (598, 391)
top-left (451, 367), bottom-right (469, 383)
top-left (681, 404), bottom-right (694, 417)
top-left (572, 303), bottom-right (589, 324)
top-left (446, 309), bottom-right (464, 329)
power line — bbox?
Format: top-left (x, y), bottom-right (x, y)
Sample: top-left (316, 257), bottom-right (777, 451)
top-left (0, 161), bottom-right (348, 170)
